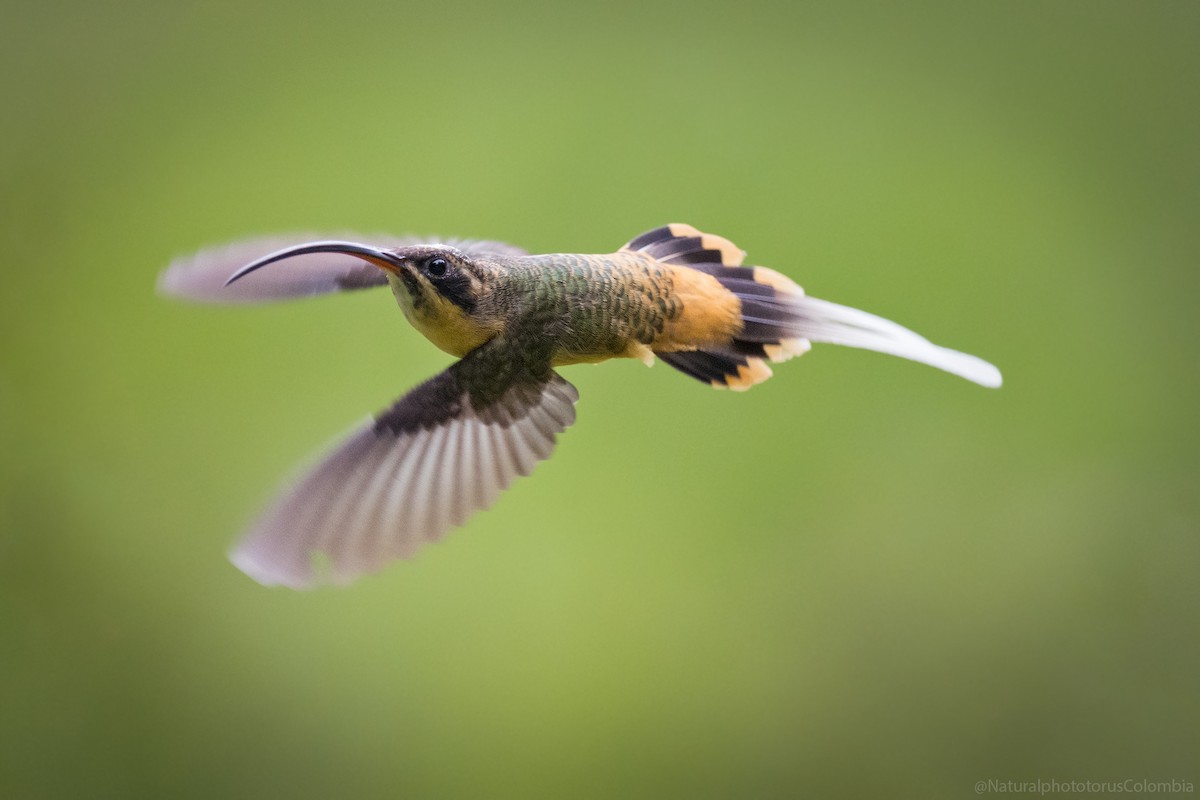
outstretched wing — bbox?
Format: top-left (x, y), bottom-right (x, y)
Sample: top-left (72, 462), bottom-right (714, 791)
top-left (230, 342), bottom-right (578, 588)
top-left (159, 233), bottom-right (528, 303)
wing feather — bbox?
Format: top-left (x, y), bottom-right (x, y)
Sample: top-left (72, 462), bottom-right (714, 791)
top-left (228, 355), bottom-right (578, 588)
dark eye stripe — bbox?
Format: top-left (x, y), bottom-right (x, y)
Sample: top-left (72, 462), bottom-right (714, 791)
top-left (428, 265), bottom-right (475, 313)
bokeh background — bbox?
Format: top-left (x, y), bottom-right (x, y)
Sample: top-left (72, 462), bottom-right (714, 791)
top-left (3, 1), bottom-right (1197, 797)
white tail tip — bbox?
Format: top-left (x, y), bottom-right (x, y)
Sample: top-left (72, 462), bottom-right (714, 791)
top-left (789, 295), bottom-right (1003, 388)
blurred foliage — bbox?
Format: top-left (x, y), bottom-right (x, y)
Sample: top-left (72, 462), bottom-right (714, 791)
top-left (2, 1), bottom-right (1197, 797)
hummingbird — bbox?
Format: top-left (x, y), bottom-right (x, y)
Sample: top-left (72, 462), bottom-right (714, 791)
top-left (161, 223), bottom-right (1001, 588)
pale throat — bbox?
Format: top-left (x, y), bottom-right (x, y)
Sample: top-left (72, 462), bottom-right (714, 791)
top-left (386, 273), bottom-right (495, 358)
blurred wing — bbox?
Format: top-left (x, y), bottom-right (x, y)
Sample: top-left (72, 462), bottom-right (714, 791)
top-left (159, 232), bottom-right (529, 303)
top-left (230, 354), bottom-right (578, 588)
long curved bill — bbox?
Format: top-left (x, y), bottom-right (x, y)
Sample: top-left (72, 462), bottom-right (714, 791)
top-left (224, 241), bottom-right (409, 286)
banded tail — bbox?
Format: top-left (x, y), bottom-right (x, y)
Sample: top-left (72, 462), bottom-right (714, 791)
top-left (623, 224), bottom-right (1002, 390)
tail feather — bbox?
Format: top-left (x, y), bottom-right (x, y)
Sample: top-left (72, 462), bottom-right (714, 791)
top-left (659, 350), bottom-right (749, 384)
top-left (658, 349), bottom-right (774, 391)
top-left (623, 223), bottom-right (745, 267)
top-left (625, 223), bottom-right (1002, 390)
top-left (779, 295), bottom-right (1003, 388)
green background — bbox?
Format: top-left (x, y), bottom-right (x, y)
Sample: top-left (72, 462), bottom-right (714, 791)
top-left (3, 1), bottom-right (1197, 797)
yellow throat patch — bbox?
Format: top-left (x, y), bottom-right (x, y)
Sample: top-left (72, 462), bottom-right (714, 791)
top-left (387, 275), bottom-right (497, 357)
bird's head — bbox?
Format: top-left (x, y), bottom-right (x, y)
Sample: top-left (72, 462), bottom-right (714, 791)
top-left (225, 240), bottom-right (504, 356)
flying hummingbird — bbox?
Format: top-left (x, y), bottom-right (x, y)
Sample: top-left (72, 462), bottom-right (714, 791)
top-left (160, 223), bottom-right (1001, 588)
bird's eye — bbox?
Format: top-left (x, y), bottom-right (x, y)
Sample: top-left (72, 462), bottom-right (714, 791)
top-left (426, 257), bottom-right (448, 278)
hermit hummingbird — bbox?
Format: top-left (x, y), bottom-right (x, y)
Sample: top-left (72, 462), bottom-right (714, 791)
top-left (160, 224), bottom-right (1001, 588)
